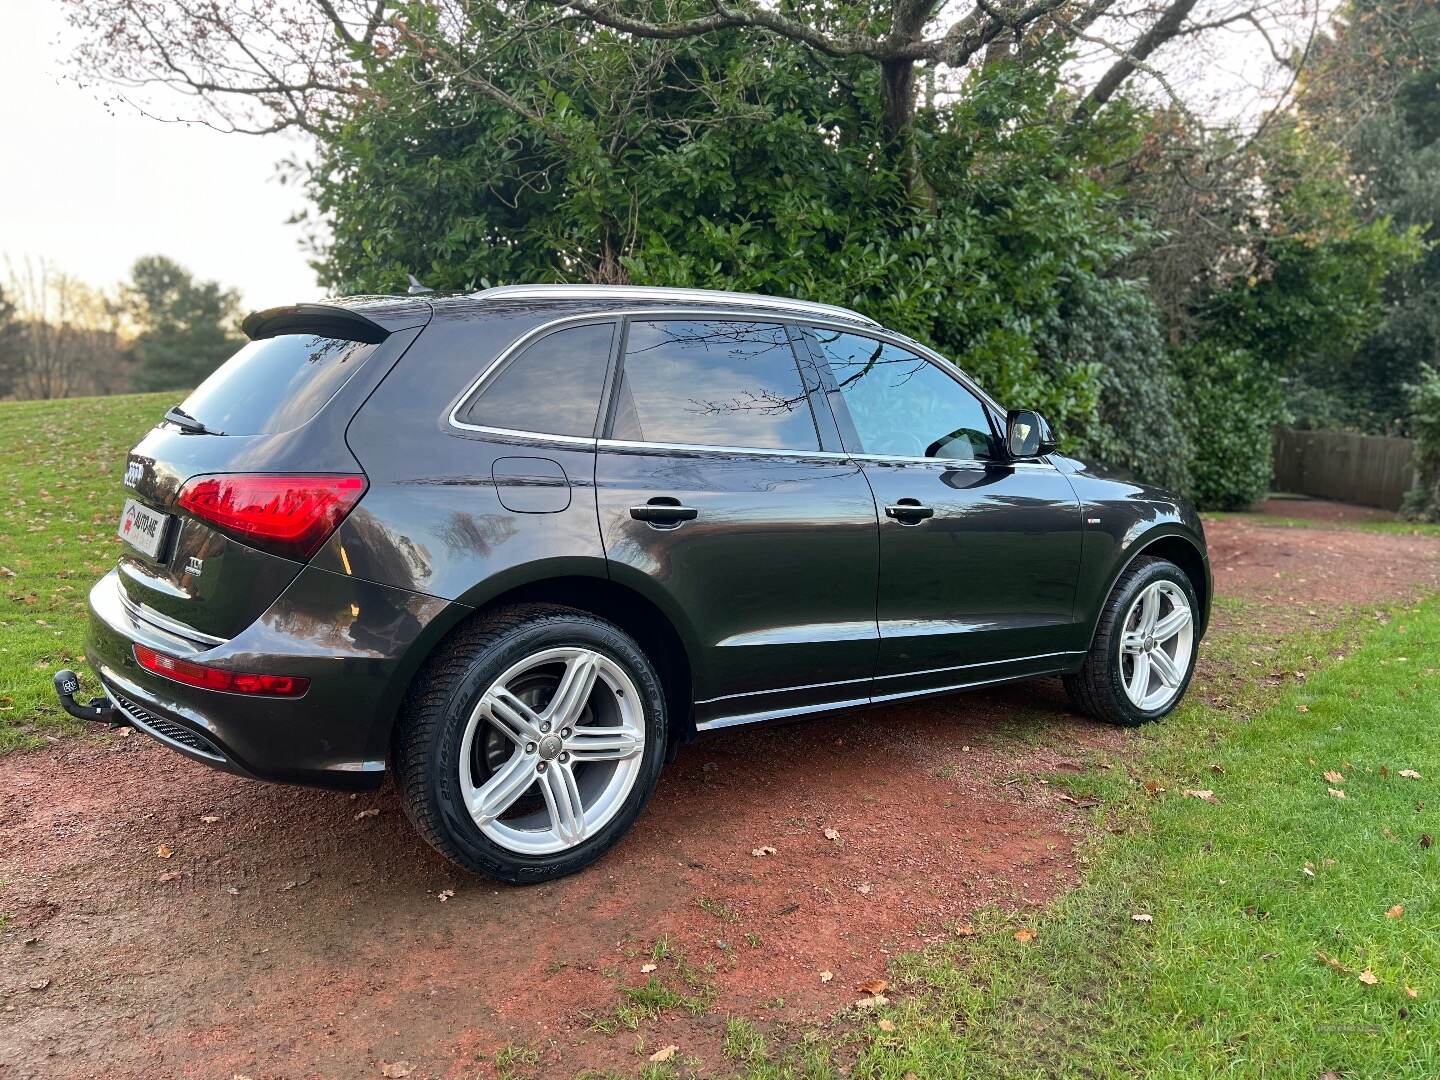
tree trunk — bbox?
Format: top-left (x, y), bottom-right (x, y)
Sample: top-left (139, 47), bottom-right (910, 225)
top-left (880, 57), bottom-right (935, 208)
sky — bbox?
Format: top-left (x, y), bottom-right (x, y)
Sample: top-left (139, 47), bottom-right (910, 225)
top-left (0, 0), bottom-right (320, 311)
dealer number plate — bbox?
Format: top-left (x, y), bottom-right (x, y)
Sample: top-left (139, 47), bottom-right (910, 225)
top-left (117, 498), bottom-right (170, 560)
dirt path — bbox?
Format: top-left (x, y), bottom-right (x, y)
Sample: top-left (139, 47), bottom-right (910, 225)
top-left (3, 517), bottom-right (1438, 1080)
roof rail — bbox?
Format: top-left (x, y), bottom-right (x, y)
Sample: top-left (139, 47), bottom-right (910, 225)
top-left (471, 284), bottom-right (879, 327)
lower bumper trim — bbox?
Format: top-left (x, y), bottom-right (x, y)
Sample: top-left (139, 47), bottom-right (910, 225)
top-left (107, 689), bottom-right (228, 763)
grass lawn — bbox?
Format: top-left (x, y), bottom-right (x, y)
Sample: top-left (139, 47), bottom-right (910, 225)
top-left (711, 601), bottom-right (1440, 1079)
top-left (0, 391), bottom-right (173, 753)
top-left (1207, 510), bottom-right (1440, 538)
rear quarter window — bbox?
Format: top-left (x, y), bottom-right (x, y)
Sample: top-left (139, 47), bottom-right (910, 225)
top-left (179, 334), bottom-right (377, 436)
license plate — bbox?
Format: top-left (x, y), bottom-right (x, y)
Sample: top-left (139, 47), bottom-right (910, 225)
top-left (117, 498), bottom-right (171, 560)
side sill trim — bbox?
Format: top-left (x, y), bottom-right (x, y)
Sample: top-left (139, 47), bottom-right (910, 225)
top-left (695, 654), bottom-right (1086, 733)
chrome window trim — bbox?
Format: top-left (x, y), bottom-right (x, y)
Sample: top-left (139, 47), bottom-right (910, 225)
top-left (598, 437), bottom-right (851, 460)
top-left (446, 307), bottom-right (1023, 463)
top-left (471, 284), bottom-right (879, 327)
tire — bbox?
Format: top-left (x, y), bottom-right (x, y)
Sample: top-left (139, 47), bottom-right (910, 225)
top-left (395, 603), bottom-right (667, 883)
top-left (1064, 556), bottom-right (1199, 727)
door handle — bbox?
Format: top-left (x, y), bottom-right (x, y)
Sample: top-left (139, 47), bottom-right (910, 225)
top-left (630, 498), bottom-right (698, 526)
top-left (885, 499), bottom-right (934, 523)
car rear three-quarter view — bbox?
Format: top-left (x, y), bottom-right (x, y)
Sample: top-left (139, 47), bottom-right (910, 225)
top-left (62, 284), bottom-right (1211, 884)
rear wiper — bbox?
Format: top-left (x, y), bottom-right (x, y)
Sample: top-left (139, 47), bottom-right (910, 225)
top-left (164, 404), bottom-right (223, 436)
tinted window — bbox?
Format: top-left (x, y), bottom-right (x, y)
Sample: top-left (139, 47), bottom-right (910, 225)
top-left (180, 334), bottom-right (377, 436)
top-left (459, 322), bottom-right (615, 437)
top-left (813, 330), bottom-right (1000, 461)
top-left (610, 321), bottom-right (820, 450)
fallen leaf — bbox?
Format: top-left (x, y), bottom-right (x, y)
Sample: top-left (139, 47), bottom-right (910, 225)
top-left (878, 1018), bottom-right (896, 1032)
top-left (1323, 771), bottom-right (1345, 784)
top-left (200, 814), bottom-right (220, 824)
top-left (1399, 769), bottom-right (1423, 780)
top-left (1358, 970), bottom-right (1379, 986)
top-left (225, 885), bottom-right (240, 896)
top-left (1210, 763), bottom-right (1225, 775)
top-left (1302, 866), bottom-right (1316, 878)
top-left (1422, 834), bottom-right (1433, 849)
top-left (355, 807), bottom-right (380, 820)
top-left (1328, 788), bottom-right (1347, 800)
top-left (380, 1063), bottom-right (415, 1078)
top-left (823, 828), bottom-right (841, 841)
top-left (955, 924), bottom-right (977, 937)
top-left (1381, 766), bottom-right (1391, 777)
top-left (649, 1045), bottom-right (678, 1063)
top-left (437, 889), bottom-right (455, 902)
top-left (1143, 780), bottom-right (1164, 796)
top-left (156, 843), bottom-right (174, 859)
top-left (856, 978), bottom-right (889, 995)
top-left (1386, 904), bottom-right (1404, 919)
top-left (28, 978), bottom-right (50, 991)
top-left (1316, 950), bottom-right (1350, 975)
top-left (855, 994), bottom-right (888, 1008)
top-left (1406, 986), bottom-right (1419, 999)
top-left (1183, 789), bottom-right (1218, 804)
top-left (819, 970), bottom-right (833, 983)
top-left (1131, 913), bottom-right (1153, 923)
top-left (159, 871), bottom-right (180, 883)
top-left (641, 963), bottom-right (657, 973)
top-left (1014, 929), bottom-right (1036, 943)
top-left (751, 845), bottom-right (777, 857)
top-left (1296, 704), bottom-right (1310, 713)
top-left (856, 882), bottom-right (872, 895)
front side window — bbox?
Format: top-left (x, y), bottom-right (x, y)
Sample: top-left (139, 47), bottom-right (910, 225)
top-left (609, 320), bottom-right (821, 451)
top-left (811, 330), bottom-right (1000, 462)
top-left (458, 321), bottom-right (615, 437)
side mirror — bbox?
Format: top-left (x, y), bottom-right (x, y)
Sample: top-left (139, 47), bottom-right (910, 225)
top-left (1006, 409), bottom-right (1057, 458)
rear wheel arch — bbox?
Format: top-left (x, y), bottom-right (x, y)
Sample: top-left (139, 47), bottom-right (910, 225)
top-left (398, 575), bottom-right (698, 753)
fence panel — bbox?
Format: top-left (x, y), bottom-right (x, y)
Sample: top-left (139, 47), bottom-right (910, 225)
top-left (1271, 427), bottom-right (1416, 511)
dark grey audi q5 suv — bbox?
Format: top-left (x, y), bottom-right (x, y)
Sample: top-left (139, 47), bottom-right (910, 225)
top-left (69, 284), bottom-right (1210, 882)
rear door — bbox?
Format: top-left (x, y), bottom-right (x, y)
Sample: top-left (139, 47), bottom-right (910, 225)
top-left (595, 317), bottom-right (879, 727)
top-left (116, 314), bottom-right (425, 642)
top-left (803, 327), bottom-right (1083, 700)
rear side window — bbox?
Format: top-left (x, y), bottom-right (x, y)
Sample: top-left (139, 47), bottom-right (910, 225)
top-left (180, 334), bottom-right (376, 436)
top-left (609, 320), bottom-right (820, 451)
top-left (458, 322), bottom-right (615, 437)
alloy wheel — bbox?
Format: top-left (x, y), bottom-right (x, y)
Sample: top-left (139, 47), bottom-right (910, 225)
top-left (1118, 580), bottom-right (1194, 711)
top-left (458, 646), bottom-right (646, 855)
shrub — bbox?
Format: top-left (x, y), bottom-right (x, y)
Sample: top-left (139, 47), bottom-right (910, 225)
top-left (1400, 365), bottom-right (1440, 522)
top-left (1177, 346), bottom-right (1284, 510)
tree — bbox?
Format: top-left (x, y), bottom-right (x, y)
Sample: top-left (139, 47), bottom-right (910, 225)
top-left (1290, 0), bottom-right (1440, 432)
top-left (123, 255), bottom-right (243, 392)
top-left (0, 284), bottom-right (21, 399)
top-left (62, 0), bottom-right (1321, 201)
top-left (4, 257), bottom-right (125, 400)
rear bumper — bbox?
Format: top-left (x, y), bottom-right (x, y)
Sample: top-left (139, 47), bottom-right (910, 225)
top-left (85, 566), bottom-right (468, 790)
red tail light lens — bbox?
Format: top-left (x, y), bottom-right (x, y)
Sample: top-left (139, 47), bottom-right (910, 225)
top-left (134, 645), bottom-right (310, 697)
top-left (175, 473), bottom-right (366, 560)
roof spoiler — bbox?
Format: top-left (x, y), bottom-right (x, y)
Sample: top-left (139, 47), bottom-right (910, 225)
top-left (241, 303), bottom-right (390, 344)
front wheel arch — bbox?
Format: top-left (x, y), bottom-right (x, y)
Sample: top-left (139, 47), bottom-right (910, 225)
top-left (1083, 531), bottom-right (1210, 652)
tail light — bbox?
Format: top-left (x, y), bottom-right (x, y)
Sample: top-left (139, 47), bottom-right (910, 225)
top-left (134, 645), bottom-right (309, 697)
top-left (175, 473), bottom-right (366, 560)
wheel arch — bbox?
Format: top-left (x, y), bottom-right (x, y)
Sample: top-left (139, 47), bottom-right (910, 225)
top-left (1084, 528), bottom-right (1211, 651)
top-left (400, 568), bottom-right (701, 754)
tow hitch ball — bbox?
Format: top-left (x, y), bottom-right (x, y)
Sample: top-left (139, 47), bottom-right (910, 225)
top-left (52, 669), bottom-right (119, 725)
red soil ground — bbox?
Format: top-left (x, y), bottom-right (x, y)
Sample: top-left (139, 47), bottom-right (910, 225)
top-left (3, 515), bottom-right (1438, 1080)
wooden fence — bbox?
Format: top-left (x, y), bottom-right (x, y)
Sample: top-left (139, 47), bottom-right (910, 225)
top-left (1271, 427), bottom-right (1416, 511)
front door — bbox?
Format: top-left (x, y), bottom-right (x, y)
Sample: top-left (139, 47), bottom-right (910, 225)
top-left (595, 318), bottom-right (880, 727)
top-left (804, 327), bottom-right (1083, 700)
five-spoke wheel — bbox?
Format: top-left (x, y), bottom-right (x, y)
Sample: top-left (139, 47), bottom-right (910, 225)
top-left (396, 604), bottom-right (666, 883)
top-left (1064, 556), bottom-right (1200, 726)
top-left (460, 647), bottom-right (646, 854)
top-left (1117, 580), bottom-right (1194, 712)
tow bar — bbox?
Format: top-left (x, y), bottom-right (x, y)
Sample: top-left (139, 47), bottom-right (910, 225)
top-left (52, 668), bottom-right (120, 725)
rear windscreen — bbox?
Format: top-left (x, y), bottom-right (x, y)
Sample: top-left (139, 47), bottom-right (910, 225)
top-left (178, 334), bottom-right (376, 436)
